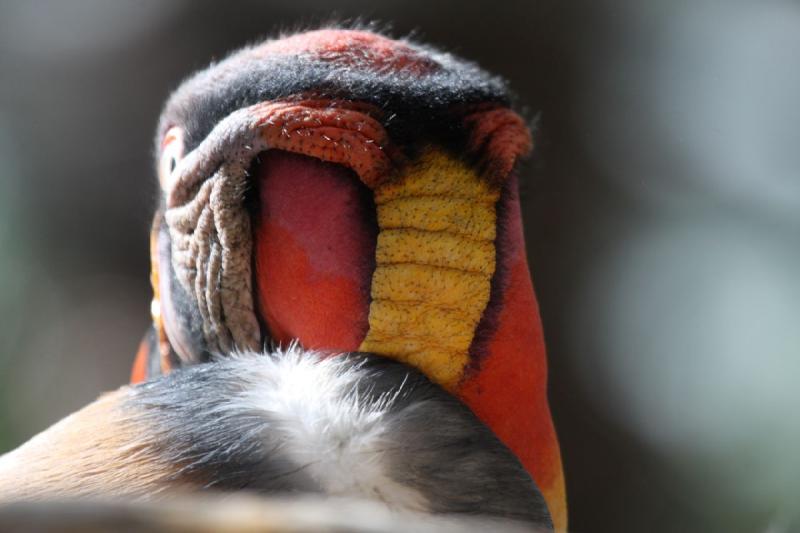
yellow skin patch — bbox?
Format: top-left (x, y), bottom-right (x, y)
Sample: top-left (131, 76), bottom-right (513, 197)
top-left (360, 148), bottom-right (500, 389)
top-left (376, 229), bottom-right (495, 275)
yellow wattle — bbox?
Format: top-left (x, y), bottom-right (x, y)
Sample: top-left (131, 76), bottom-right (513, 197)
top-left (359, 148), bottom-right (500, 390)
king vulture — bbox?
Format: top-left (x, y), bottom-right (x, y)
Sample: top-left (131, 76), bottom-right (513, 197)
top-left (0, 28), bottom-right (566, 532)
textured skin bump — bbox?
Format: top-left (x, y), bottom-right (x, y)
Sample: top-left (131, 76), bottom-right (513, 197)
top-left (463, 107), bottom-right (533, 183)
top-left (376, 229), bottom-right (495, 275)
top-left (360, 149), bottom-right (499, 389)
top-left (376, 198), bottom-right (497, 240)
top-left (253, 99), bottom-right (396, 188)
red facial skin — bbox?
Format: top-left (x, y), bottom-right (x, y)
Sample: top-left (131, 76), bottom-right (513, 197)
top-left (458, 178), bottom-right (565, 521)
top-left (254, 150), bottom-right (376, 353)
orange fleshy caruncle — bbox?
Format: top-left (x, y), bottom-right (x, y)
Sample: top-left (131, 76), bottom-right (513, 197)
top-left (165, 99), bottom-right (395, 210)
top-left (252, 99), bottom-right (398, 189)
top-left (463, 106), bottom-right (533, 182)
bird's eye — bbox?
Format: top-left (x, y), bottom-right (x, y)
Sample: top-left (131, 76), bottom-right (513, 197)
top-left (158, 126), bottom-right (185, 192)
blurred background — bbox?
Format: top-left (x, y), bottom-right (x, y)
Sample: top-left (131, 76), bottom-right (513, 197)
top-left (0, 1), bottom-right (798, 531)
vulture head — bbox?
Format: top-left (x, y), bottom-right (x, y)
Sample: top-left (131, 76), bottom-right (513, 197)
top-left (0, 28), bottom-right (565, 532)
